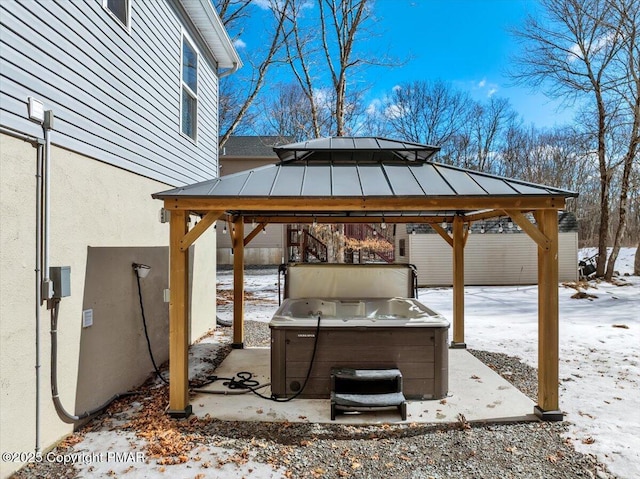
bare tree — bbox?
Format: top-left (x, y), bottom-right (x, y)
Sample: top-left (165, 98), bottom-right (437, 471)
top-left (383, 80), bottom-right (472, 146)
top-left (216, 0), bottom-right (292, 148)
top-left (318, 0), bottom-right (368, 135)
top-left (512, 0), bottom-right (627, 277)
top-left (498, 124), bottom-right (596, 228)
top-left (284, 0), bottom-right (386, 137)
top-left (469, 97), bottom-right (518, 172)
top-left (441, 97), bottom-right (517, 172)
top-left (604, 0), bottom-right (640, 279)
top-left (260, 82), bottom-right (321, 141)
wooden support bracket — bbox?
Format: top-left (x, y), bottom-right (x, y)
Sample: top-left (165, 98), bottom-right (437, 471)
top-left (179, 211), bottom-right (223, 252)
top-left (504, 210), bottom-right (550, 251)
top-left (244, 222), bottom-right (268, 247)
top-left (430, 223), bottom-right (453, 247)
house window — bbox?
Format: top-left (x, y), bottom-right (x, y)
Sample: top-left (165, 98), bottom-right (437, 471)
top-left (399, 239), bottom-right (406, 257)
top-left (181, 34), bottom-right (198, 141)
top-left (103, 0), bottom-right (130, 29)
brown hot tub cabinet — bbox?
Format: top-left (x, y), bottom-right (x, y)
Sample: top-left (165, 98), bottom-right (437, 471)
top-left (270, 296), bottom-right (449, 399)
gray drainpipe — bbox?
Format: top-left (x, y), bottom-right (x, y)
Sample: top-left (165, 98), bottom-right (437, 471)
top-left (35, 139), bottom-right (44, 454)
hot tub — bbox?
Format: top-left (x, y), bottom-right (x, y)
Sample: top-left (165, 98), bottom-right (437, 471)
top-left (270, 297), bottom-right (449, 399)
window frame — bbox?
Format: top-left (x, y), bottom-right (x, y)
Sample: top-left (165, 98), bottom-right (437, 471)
top-left (102, 0), bottom-right (131, 32)
top-left (180, 31), bottom-right (199, 144)
top-left (399, 239), bottom-right (406, 257)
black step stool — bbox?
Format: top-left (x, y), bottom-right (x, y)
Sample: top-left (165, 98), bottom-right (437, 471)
top-left (330, 368), bottom-right (407, 420)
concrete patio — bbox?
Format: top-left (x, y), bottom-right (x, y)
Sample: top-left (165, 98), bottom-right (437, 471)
top-left (192, 348), bottom-right (537, 424)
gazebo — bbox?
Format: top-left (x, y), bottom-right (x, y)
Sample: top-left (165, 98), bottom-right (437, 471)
top-left (152, 137), bottom-right (577, 421)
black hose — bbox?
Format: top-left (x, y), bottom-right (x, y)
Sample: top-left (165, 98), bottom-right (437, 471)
top-left (199, 314), bottom-right (322, 403)
top-left (135, 272), bottom-right (169, 385)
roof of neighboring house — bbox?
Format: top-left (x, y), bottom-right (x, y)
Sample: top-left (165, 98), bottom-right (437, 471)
top-left (407, 211), bottom-right (579, 234)
top-left (179, 0), bottom-right (242, 70)
top-left (221, 136), bottom-right (295, 158)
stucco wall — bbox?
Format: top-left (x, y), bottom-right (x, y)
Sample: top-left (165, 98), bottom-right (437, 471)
top-left (0, 134), bottom-right (216, 477)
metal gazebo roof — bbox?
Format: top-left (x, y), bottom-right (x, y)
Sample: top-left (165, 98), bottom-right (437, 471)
top-left (272, 136), bottom-right (440, 162)
top-left (153, 136), bottom-right (576, 220)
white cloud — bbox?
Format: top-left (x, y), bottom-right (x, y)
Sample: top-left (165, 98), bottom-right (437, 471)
top-left (312, 88), bottom-right (333, 109)
top-left (384, 103), bottom-right (406, 120)
top-left (233, 38), bottom-right (246, 49)
top-left (366, 99), bottom-right (381, 116)
top-left (472, 78), bottom-right (499, 97)
top-left (392, 84), bottom-right (402, 92)
top-left (253, 0), bottom-right (272, 9)
top-left (567, 32), bottom-right (615, 62)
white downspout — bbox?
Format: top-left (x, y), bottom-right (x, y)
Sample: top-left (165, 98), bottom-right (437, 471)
top-left (218, 62), bottom-right (239, 79)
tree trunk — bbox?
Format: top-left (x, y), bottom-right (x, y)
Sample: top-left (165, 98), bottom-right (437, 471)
top-left (635, 243), bottom-right (640, 275)
top-left (595, 88), bottom-right (610, 277)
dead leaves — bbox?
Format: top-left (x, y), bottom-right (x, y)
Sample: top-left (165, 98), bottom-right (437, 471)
top-left (564, 281), bottom-right (599, 300)
top-left (120, 382), bottom-right (212, 466)
top-left (547, 451), bottom-right (565, 463)
top-left (311, 467), bottom-right (327, 477)
top-left (457, 413), bottom-right (471, 431)
top-left (571, 291), bottom-right (599, 300)
top-left (216, 288), bottom-right (277, 306)
top-left (217, 448), bottom-right (249, 468)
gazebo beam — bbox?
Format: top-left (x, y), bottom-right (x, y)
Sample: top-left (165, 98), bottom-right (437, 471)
top-left (232, 216), bottom-right (245, 349)
top-left (535, 210), bottom-right (562, 421)
top-left (241, 216), bottom-right (459, 224)
top-left (167, 210), bottom-right (191, 418)
top-left (164, 196), bottom-right (566, 212)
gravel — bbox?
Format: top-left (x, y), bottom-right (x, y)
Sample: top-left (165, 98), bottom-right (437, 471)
top-left (11, 320), bottom-right (616, 479)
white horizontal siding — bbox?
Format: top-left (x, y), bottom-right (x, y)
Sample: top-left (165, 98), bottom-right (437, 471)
top-left (410, 233), bottom-right (578, 286)
top-left (0, 0), bottom-right (219, 186)
top-left (216, 223), bottom-right (283, 249)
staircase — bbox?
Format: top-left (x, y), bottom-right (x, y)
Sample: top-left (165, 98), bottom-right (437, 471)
top-left (287, 226), bottom-right (328, 262)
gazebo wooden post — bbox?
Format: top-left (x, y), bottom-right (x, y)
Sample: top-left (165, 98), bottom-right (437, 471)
top-left (232, 215), bottom-right (245, 348)
top-left (451, 214), bottom-right (466, 348)
top-left (535, 209), bottom-right (563, 421)
top-left (167, 209), bottom-right (192, 418)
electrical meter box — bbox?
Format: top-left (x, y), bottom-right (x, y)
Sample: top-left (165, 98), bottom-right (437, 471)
top-left (50, 266), bottom-right (71, 298)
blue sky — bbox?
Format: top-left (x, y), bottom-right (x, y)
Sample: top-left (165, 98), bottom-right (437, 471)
top-left (367, 0), bottom-right (574, 128)
top-left (233, 0), bottom-right (576, 129)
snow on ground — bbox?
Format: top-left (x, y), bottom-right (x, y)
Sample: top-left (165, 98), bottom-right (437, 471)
top-left (217, 247), bottom-right (640, 479)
